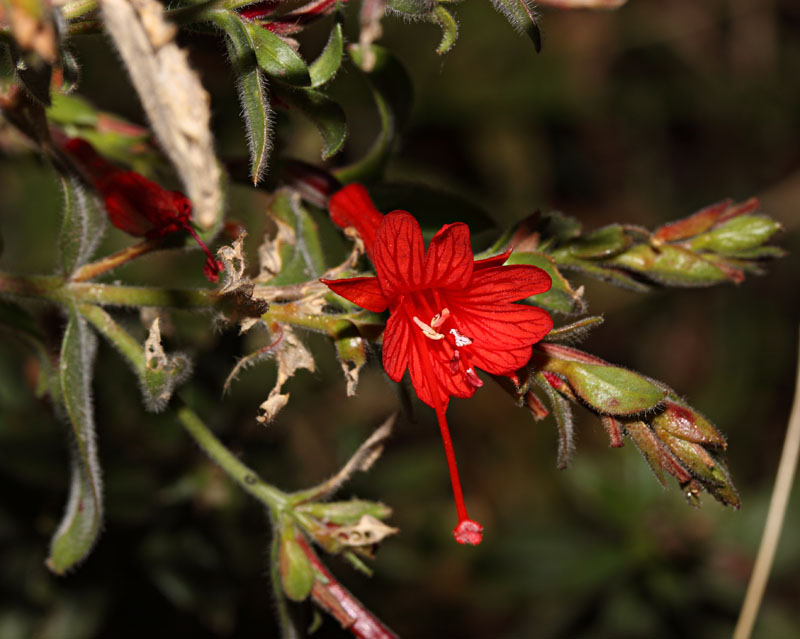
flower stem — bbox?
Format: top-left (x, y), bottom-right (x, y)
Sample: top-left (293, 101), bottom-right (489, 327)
top-left (174, 396), bottom-right (288, 512)
top-left (432, 403), bottom-right (469, 523)
top-left (733, 325), bottom-right (800, 639)
top-left (72, 240), bottom-right (164, 283)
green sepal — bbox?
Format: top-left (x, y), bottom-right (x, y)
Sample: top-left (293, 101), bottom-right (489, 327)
top-left (686, 214), bottom-right (782, 256)
top-left (564, 224), bottom-right (631, 259)
top-left (504, 251), bottom-right (584, 314)
top-left (606, 244), bottom-right (733, 287)
top-left (278, 519), bottom-right (315, 602)
top-left (544, 359), bottom-right (667, 415)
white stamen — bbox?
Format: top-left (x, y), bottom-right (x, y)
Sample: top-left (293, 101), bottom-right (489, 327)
top-left (412, 316), bottom-right (444, 340)
top-left (450, 328), bottom-right (473, 347)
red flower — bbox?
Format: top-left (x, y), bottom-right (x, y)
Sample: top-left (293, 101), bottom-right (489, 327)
top-left (328, 183), bottom-right (383, 258)
top-left (62, 137), bottom-right (223, 282)
top-left (323, 186), bottom-right (553, 544)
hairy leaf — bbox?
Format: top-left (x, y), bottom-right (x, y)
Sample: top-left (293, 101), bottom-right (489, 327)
top-left (47, 307), bottom-right (103, 574)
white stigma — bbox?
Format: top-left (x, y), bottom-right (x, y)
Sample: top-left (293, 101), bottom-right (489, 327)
top-left (450, 328), bottom-right (473, 347)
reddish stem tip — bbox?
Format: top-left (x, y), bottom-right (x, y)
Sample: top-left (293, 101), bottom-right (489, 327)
top-left (453, 519), bottom-right (483, 546)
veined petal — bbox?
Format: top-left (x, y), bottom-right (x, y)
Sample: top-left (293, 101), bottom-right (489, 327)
top-left (469, 344), bottom-right (533, 376)
top-left (452, 302), bottom-right (553, 352)
top-left (382, 311), bottom-right (411, 382)
top-left (473, 248), bottom-right (512, 271)
top-left (322, 276), bottom-right (388, 312)
top-left (373, 212), bottom-right (426, 297)
top-left (328, 184), bottom-right (384, 255)
top-left (424, 222), bottom-right (473, 289)
top-left (461, 265), bottom-right (551, 304)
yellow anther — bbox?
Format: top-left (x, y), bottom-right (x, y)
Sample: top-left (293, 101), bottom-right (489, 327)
top-left (412, 316), bottom-right (444, 340)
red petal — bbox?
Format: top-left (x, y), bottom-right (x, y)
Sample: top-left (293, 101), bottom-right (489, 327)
top-left (424, 222), bottom-right (473, 289)
top-left (328, 184), bottom-right (384, 256)
top-left (450, 302), bottom-right (553, 355)
top-left (372, 212), bottom-right (425, 297)
top-left (469, 344), bottom-right (534, 376)
top-left (464, 264), bottom-right (552, 304)
top-left (382, 312), bottom-right (411, 382)
top-left (473, 248), bottom-right (512, 270)
top-left (322, 276), bottom-right (388, 312)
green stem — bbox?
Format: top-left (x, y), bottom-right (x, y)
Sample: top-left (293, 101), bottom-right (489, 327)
top-left (175, 397), bottom-right (288, 511)
top-left (0, 272), bottom-right (214, 307)
top-left (60, 0), bottom-right (98, 20)
top-left (78, 303), bottom-right (145, 374)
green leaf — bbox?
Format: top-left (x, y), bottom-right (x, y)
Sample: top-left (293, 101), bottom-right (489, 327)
top-left (334, 45), bottom-right (413, 182)
top-left (47, 92), bottom-right (99, 127)
top-left (687, 215), bottom-right (782, 255)
top-left (309, 21), bottom-right (344, 88)
top-left (607, 244), bottom-right (733, 286)
top-left (296, 500), bottom-right (392, 526)
top-left (386, 0), bottom-right (433, 16)
top-left (333, 325), bottom-right (366, 396)
top-left (538, 210), bottom-right (582, 249)
top-left (47, 307), bottom-right (103, 575)
top-left (142, 318), bottom-right (192, 412)
top-left (215, 12), bottom-right (273, 185)
top-left (504, 252), bottom-right (584, 314)
top-left (546, 359), bottom-right (667, 415)
top-left (489, 0), bottom-right (542, 52)
top-left (276, 86), bottom-right (346, 159)
top-left (58, 175), bottom-right (106, 276)
top-left (258, 188), bottom-right (327, 286)
top-left (431, 5), bottom-right (459, 55)
top-left (279, 522), bottom-right (315, 602)
top-left (566, 224), bottom-right (631, 259)
top-left (243, 20), bottom-right (311, 87)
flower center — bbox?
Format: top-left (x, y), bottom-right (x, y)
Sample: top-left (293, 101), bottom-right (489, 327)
top-left (409, 297), bottom-right (483, 390)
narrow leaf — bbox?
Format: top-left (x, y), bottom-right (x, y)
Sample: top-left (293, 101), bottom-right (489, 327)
top-left (534, 371), bottom-right (575, 469)
top-left (334, 45), bottom-right (413, 182)
top-left (276, 86), bottom-right (347, 159)
top-left (309, 21), bottom-right (344, 88)
top-left (47, 307), bottom-right (103, 574)
top-left (243, 20), bottom-right (311, 87)
top-left (489, 0), bottom-right (542, 52)
top-left (431, 5), bottom-right (459, 55)
top-left (58, 175), bottom-right (106, 276)
top-left (215, 11), bottom-right (273, 185)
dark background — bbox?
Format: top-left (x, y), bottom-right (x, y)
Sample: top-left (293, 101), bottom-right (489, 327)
top-left (2, 0), bottom-right (800, 637)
